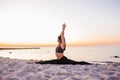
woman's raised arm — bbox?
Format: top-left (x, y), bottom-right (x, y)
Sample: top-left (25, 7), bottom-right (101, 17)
top-left (60, 23), bottom-right (66, 49)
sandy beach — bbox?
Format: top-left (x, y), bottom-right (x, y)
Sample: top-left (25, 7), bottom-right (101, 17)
top-left (0, 57), bottom-right (119, 80)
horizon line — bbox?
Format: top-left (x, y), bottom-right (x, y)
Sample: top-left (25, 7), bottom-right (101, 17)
top-left (0, 42), bottom-right (120, 47)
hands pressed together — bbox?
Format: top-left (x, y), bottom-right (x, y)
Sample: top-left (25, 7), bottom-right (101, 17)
top-left (62, 23), bottom-right (66, 30)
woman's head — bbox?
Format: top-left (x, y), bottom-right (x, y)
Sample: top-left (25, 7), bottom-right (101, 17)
top-left (57, 35), bottom-right (62, 43)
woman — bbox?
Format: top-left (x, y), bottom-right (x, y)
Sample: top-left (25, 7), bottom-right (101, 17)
top-left (55, 23), bottom-right (67, 60)
top-left (36, 23), bottom-right (91, 65)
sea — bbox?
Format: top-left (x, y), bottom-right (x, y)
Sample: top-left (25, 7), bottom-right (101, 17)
top-left (0, 46), bottom-right (120, 63)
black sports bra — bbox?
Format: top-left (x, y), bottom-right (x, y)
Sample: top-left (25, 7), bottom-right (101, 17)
top-left (56, 45), bottom-right (65, 53)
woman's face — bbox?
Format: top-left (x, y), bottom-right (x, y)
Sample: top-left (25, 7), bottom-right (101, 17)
top-left (57, 36), bottom-right (61, 43)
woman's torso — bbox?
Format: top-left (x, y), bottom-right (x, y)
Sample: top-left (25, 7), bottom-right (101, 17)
top-left (56, 44), bottom-right (65, 59)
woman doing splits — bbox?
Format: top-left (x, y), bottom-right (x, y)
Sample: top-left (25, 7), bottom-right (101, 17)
top-left (36, 23), bottom-right (91, 65)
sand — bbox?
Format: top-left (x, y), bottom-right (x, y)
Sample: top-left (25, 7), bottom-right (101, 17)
top-left (0, 57), bottom-right (120, 80)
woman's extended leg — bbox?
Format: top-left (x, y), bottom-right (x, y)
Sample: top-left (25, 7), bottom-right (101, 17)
top-left (57, 56), bottom-right (92, 65)
top-left (35, 59), bottom-right (59, 64)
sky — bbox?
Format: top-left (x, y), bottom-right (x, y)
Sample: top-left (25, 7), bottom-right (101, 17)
top-left (0, 0), bottom-right (120, 46)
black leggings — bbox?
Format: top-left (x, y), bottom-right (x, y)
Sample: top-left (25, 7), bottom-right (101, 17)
top-left (35, 56), bottom-right (91, 65)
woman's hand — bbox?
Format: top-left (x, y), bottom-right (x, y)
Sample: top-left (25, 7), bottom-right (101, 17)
top-left (62, 23), bottom-right (66, 30)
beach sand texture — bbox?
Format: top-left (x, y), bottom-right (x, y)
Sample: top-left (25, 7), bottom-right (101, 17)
top-left (0, 57), bottom-right (120, 80)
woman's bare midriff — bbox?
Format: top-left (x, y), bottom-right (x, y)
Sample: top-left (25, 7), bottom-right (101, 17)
top-left (56, 53), bottom-right (64, 59)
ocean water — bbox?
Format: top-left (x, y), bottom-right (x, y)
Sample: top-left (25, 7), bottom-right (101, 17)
top-left (0, 46), bottom-right (120, 62)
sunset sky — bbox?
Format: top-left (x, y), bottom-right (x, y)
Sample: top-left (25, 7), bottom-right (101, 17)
top-left (0, 0), bottom-right (120, 46)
